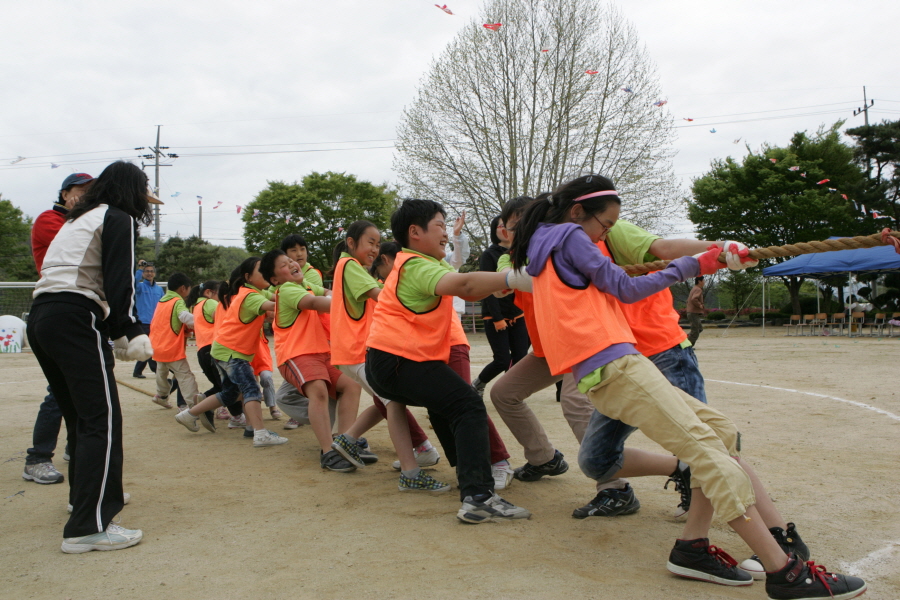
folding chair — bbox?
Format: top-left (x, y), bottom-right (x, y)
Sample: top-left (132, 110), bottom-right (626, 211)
top-left (869, 313), bottom-right (886, 337)
top-left (848, 312), bottom-right (865, 338)
top-left (783, 315), bottom-right (801, 336)
top-left (813, 313), bottom-right (828, 336)
top-left (799, 314), bottom-right (816, 336)
top-left (826, 313), bottom-right (846, 336)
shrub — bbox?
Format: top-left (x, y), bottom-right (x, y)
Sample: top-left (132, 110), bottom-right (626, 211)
top-left (706, 311), bottom-right (727, 320)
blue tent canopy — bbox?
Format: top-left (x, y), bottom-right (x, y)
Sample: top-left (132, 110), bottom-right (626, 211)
top-left (762, 239), bottom-right (900, 279)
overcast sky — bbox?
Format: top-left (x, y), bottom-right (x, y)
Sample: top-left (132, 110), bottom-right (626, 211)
top-left (1, 0), bottom-right (898, 249)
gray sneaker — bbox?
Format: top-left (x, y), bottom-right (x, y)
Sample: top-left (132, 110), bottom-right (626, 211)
top-left (61, 523), bottom-right (143, 554)
top-left (23, 462), bottom-right (64, 484)
top-left (457, 493), bottom-right (532, 524)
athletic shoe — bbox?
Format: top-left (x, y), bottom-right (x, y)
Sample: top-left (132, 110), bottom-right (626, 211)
top-left (513, 449), bottom-right (569, 482)
top-left (283, 418), bottom-right (301, 430)
top-left (152, 394), bottom-right (172, 409)
top-left (457, 493), bottom-right (532, 523)
top-left (22, 462), bottom-right (64, 484)
top-left (392, 446), bottom-right (441, 470)
top-left (320, 449), bottom-right (356, 472)
top-left (765, 555), bottom-right (866, 600)
top-left (492, 462), bottom-right (514, 490)
top-left (666, 538), bottom-right (753, 586)
top-left (269, 407), bottom-right (283, 420)
top-left (356, 437), bottom-right (379, 464)
top-left (331, 434), bottom-right (365, 468)
top-left (243, 426), bottom-right (253, 438)
top-left (133, 374), bottom-right (146, 379)
top-left (69, 492), bottom-right (130, 513)
top-left (665, 461), bottom-right (692, 518)
top-left (398, 471), bottom-right (451, 492)
top-left (215, 406), bottom-right (230, 420)
top-left (471, 377), bottom-right (486, 398)
top-left (253, 430), bottom-right (289, 447)
top-left (197, 411), bottom-right (216, 433)
top-left (61, 523), bottom-right (143, 554)
top-left (572, 484), bottom-right (640, 518)
top-left (175, 410), bottom-right (200, 432)
top-left (740, 523), bottom-right (810, 580)
top-left (228, 414), bottom-right (247, 429)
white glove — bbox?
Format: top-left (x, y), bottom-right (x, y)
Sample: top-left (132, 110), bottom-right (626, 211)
top-left (722, 241), bottom-right (759, 270)
top-left (505, 267), bottom-right (533, 293)
top-left (113, 334), bottom-right (154, 362)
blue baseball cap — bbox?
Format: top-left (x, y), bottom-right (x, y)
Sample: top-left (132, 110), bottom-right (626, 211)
top-left (60, 173), bottom-right (93, 191)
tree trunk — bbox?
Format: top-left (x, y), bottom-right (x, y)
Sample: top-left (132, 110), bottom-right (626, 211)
top-left (783, 276), bottom-right (805, 315)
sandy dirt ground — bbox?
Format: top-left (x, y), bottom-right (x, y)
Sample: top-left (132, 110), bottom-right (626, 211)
top-left (2, 328), bottom-right (899, 600)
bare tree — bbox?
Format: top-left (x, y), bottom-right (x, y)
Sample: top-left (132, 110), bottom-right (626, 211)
top-left (394, 0), bottom-right (682, 241)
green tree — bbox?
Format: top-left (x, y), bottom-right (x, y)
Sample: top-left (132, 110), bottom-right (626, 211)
top-left (209, 246), bottom-right (250, 281)
top-left (135, 236), bottom-right (156, 264)
top-left (717, 269), bottom-right (762, 312)
top-left (846, 119), bottom-right (900, 227)
top-left (0, 195), bottom-right (38, 281)
top-left (688, 123), bottom-right (871, 314)
top-left (243, 172), bottom-right (397, 271)
top-left (155, 235), bottom-right (219, 283)
top-left (394, 0), bottom-right (681, 238)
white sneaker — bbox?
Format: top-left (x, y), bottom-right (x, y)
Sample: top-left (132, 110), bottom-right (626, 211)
top-left (283, 418), bottom-right (301, 430)
top-left (492, 462), bottom-right (514, 491)
top-left (152, 394), bottom-right (172, 409)
top-left (228, 414), bottom-right (247, 429)
top-left (69, 492), bottom-right (131, 513)
top-left (253, 430), bottom-right (289, 447)
top-left (61, 523), bottom-right (143, 553)
top-left (175, 410), bottom-right (199, 432)
top-left (392, 446), bottom-right (442, 470)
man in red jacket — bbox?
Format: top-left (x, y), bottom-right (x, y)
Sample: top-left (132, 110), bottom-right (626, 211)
top-left (23, 173), bottom-right (93, 485)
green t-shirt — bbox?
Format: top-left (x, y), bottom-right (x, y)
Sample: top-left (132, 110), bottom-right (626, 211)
top-left (159, 290), bottom-right (188, 335)
top-left (496, 253), bottom-right (511, 272)
top-left (303, 263), bottom-right (323, 288)
top-left (210, 284), bottom-right (270, 362)
top-left (274, 281), bottom-right (312, 328)
top-left (200, 297), bottom-right (218, 323)
top-left (396, 248), bottom-right (453, 313)
top-left (605, 219), bottom-right (661, 266)
top-left (340, 252), bottom-right (382, 320)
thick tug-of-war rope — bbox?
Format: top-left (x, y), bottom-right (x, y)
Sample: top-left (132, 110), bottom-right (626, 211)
top-left (618, 231), bottom-right (900, 276)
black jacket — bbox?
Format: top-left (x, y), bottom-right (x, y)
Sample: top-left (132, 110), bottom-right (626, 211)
top-left (479, 244), bottom-right (523, 321)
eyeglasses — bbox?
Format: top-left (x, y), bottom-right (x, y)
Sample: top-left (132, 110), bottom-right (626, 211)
top-left (592, 214), bottom-right (614, 231)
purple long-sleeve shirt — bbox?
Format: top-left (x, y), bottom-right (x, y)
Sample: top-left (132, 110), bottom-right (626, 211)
top-left (525, 223), bottom-right (700, 383)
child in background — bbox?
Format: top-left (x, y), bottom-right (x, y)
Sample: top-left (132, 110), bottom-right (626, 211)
top-left (186, 281), bottom-right (223, 401)
top-left (330, 221), bottom-right (447, 491)
top-left (372, 242), bottom-right (515, 489)
top-left (506, 174), bottom-right (866, 598)
top-left (259, 250), bottom-right (364, 472)
top-left (149, 272), bottom-right (203, 411)
top-left (365, 199), bottom-right (530, 522)
top-left (250, 330), bottom-right (281, 420)
top-left (176, 259), bottom-right (289, 448)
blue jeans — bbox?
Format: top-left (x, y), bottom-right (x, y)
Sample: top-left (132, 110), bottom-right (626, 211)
top-left (26, 386), bottom-right (64, 465)
top-left (215, 358), bottom-right (262, 405)
top-left (578, 344), bottom-right (708, 482)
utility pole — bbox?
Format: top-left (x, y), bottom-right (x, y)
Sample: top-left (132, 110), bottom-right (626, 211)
top-left (199, 203), bottom-right (203, 240)
top-left (853, 87), bottom-right (876, 177)
top-left (136, 125), bottom-right (178, 257)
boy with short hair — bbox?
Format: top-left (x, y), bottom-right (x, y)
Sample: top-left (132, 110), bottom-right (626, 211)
top-left (365, 199), bottom-right (531, 523)
top-left (149, 272), bottom-right (202, 411)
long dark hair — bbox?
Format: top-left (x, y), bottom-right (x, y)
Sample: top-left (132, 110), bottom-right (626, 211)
top-left (67, 161), bottom-right (152, 226)
top-left (370, 241), bottom-right (401, 277)
top-left (220, 257), bottom-right (260, 310)
top-left (186, 280), bottom-right (221, 308)
top-left (510, 175), bottom-right (620, 268)
top-left (330, 220), bottom-right (378, 275)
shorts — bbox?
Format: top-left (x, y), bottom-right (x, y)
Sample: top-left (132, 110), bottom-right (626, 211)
top-left (279, 352), bottom-right (342, 399)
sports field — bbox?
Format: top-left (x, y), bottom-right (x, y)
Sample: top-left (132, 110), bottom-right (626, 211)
top-left (2, 329), bottom-right (898, 600)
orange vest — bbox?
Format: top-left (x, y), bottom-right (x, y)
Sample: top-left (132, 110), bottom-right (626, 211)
top-left (149, 296), bottom-right (186, 362)
top-left (272, 284), bottom-right (330, 366)
top-left (251, 330), bottom-right (273, 374)
top-left (213, 302), bottom-right (226, 338)
top-left (192, 298), bottom-right (217, 349)
top-left (215, 286), bottom-right (266, 358)
top-left (330, 256), bottom-right (377, 366)
top-left (367, 252), bottom-right (454, 363)
top-left (513, 290), bottom-right (543, 357)
top-left (597, 241), bottom-right (687, 357)
top-left (532, 257), bottom-right (635, 376)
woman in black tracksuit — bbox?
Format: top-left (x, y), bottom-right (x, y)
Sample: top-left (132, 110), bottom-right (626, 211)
top-left (471, 215), bottom-right (530, 396)
top-left (28, 161), bottom-right (156, 553)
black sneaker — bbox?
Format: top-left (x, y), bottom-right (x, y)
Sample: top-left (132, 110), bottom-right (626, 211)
top-left (513, 450), bottom-right (569, 482)
top-left (320, 449), bottom-right (356, 473)
top-left (356, 437), bottom-right (379, 465)
top-left (665, 461), bottom-right (692, 518)
top-left (741, 523), bottom-right (811, 580)
top-left (471, 377), bottom-right (486, 398)
top-left (666, 538), bottom-right (753, 586)
top-left (765, 555), bottom-right (866, 600)
top-left (572, 484), bottom-right (640, 518)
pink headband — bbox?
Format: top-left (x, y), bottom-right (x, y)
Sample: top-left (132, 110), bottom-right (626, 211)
top-left (573, 190), bottom-right (619, 203)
